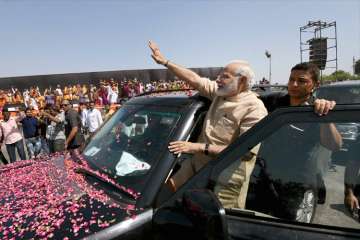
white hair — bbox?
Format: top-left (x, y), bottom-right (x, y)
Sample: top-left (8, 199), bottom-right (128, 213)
top-left (226, 60), bottom-right (255, 89)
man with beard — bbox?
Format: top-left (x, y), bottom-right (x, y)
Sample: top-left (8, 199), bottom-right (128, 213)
top-left (149, 41), bottom-right (268, 191)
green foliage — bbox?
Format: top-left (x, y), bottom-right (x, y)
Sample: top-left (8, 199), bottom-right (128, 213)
top-left (321, 70), bottom-right (360, 83)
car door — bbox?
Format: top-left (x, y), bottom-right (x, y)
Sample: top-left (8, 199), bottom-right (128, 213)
top-left (153, 104), bottom-right (360, 240)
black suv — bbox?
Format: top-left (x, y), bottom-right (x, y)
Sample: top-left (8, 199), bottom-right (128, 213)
top-left (315, 81), bottom-right (360, 165)
top-left (1, 89), bottom-right (360, 240)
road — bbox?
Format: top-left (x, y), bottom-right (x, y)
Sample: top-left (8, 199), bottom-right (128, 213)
top-left (313, 164), bottom-right (360, 229)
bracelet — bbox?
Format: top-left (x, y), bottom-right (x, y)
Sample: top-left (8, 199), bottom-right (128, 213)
top-left (204, 143), bottom-right (209, 155)
top-left (163, 60), bottom-right (169, 67)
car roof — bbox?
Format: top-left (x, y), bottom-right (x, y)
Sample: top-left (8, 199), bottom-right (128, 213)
top-left (126, 89), bottom-right (209, 107)
top-left (316, 80), bottom-right (360, 104)
top-left (320, 80), bottom-right (360, 88)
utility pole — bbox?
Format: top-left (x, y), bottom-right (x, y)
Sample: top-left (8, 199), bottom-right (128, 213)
top-left (265, 50), bottom-right (271, 83)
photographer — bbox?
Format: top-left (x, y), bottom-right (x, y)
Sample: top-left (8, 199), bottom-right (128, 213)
top-left (41, 106), bottom-right (66, 153)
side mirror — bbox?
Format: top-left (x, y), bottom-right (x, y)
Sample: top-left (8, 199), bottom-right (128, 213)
top-left (153, 189), bottom-right (228, 240)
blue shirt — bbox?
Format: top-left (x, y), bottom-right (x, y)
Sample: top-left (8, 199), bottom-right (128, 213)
top-left (21, 117), bottom-right (39, 139)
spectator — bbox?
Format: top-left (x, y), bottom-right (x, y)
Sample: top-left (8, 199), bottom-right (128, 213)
top-left (37, 108), bottom-right (50, 155)
top-left (43, 106), bottom-right (66, 153)
top-left (21, 108), bottom-right (41, 159)
top-left (62, 100), bottom-right (84, 150)
top-left (0, 110), bottom-right (26, 163)
top-left (55, 84), bottom-right (63, 96)
top-left (27, 95), bottom-right (38, 110)
top-left (107, 85), bottom-right (118, 104)
top-left (13, 91), bottom-right (23, 104)
top-left (0, 91), bottom-right (6, 109)
top-left (99, 83), bottom-right (109, 105)
top-left (122, 81), bottom-right (130, 98)
top-left (85, 101), bottom-right (103, 136)
top-left (79, 102), bottom-right (88, 130)
top-left (44, 90), bottom-right (56, 106)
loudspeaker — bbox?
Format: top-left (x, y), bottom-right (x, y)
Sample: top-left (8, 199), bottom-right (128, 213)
top-left (308, 38), bottom-right (327, 70)
top-left (355, 60), bottom-right (360, 75)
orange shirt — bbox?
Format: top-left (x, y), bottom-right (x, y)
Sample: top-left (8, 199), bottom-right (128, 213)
top-left (0, 96), bottom-right (6, 108)
top-left (63, 94), bottom-right (72, 101)
top-left (13, 95), bottom-right (23, 104)
top-left (37, 96), bottom-right (45, 108)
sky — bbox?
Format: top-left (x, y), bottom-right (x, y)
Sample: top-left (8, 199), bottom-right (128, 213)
top-left (0, 0), bottom-right (359, 84)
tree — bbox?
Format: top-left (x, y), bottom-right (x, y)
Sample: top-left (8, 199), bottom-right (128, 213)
top-left (322, 70), bottom-right (359, 83)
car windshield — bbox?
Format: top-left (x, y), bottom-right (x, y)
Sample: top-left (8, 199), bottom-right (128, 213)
top-left (82, 104), bottom-right (181, 195)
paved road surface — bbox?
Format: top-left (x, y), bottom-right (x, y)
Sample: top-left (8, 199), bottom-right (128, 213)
top-left (313, 164), bottom-right (360, 229)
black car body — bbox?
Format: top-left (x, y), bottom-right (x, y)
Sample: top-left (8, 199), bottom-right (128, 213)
top-left (315, 81), bottom-right (360, 164)
top-left (1, 89), bottom-right (360, 239)
top-left (315, 80), bottom-right (360, 104)
top-left (0, 90), bottom-right (211, 240)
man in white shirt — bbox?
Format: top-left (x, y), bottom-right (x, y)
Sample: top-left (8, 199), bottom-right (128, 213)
top-left (28, 97), bottom-right (38, 111)
top-left (85, 101), bottom-right (103, 135)
top-left (107, 85), bottom-right (119, 104)
top-left (80, 103), bottom-right (88, 129)
top-left (23, 90), bottom-right (30, 107)
top-left (55, 84), bottom-right (63, 96)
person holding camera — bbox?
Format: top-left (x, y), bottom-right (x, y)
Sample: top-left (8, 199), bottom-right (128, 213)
top-left (41, 106), bottom-right (66, 153)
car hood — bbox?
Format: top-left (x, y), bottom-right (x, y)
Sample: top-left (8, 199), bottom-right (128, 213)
top-left (0, 152), bottom-right (141, 240)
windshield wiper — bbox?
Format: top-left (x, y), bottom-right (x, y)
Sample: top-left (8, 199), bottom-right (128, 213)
top-left (74, 167), bottom-right (137, 201)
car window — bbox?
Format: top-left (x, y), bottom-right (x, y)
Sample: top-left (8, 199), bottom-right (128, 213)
top-left (82, 104), bottom-right (181, 194)
top-left (212, 120), bottom-right (360, 229)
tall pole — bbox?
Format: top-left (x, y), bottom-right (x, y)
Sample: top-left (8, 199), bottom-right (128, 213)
top-left (353, 56), bottom-right (356, 75)
top-left (265, 50), bottom-right (271, 84)
top-left (335, 22), bottom-right (338, 80)
top-left (269, 55), bottom-right (272, 84)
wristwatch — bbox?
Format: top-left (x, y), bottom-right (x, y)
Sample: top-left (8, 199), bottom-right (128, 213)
top-left (204, 143), bottom-right (209, 155)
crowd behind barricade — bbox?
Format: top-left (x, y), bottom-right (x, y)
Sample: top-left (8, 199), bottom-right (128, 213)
top-left (0, 78), bottom-right (191, 164)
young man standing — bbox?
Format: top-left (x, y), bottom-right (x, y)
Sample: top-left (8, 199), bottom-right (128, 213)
top-left (0, 111), bottom-right (26, 162)
top-left (21, 108), bottom-right (41, 159)
top-left (263, 63), bottom-right (336, 115)
top-left (62, 100), bottom-right (84, 151)
top-left (85, 101), bottom-right (103, 136)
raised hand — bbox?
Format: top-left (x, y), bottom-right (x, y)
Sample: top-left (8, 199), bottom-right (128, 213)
top-left (148, 40), bottom-right (167, 65)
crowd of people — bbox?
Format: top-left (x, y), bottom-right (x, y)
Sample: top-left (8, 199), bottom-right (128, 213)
top-left (0, 78), bottom-right (191, 164)
top-left (0, 78), bottom-right (191, 111)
